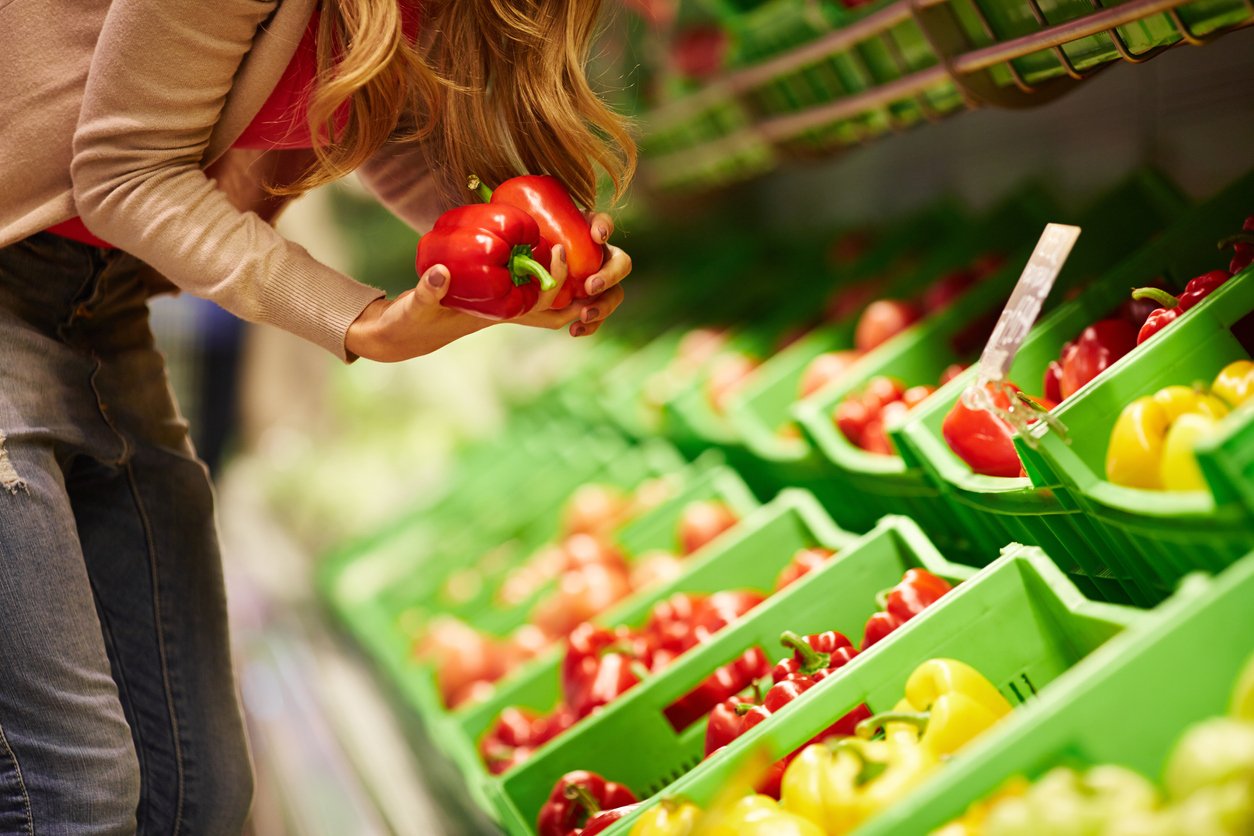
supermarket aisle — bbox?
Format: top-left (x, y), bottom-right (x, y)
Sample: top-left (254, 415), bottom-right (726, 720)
top-left (218, 464), bottom-right (493, 836)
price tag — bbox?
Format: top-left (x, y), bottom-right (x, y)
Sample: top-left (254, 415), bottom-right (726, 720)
top-left (964, 223), bottom-right (1081, 442)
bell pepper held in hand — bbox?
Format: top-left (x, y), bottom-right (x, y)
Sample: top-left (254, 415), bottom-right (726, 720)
top-left (471, 174), bottom-right (604, 309)
top-left (416, 203), bottom-right (555, 319)
top-left (537, 771), bottom-right (639, 836)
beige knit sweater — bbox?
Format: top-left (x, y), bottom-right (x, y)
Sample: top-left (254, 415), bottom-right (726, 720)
top-left (1, 0), bottom-right (446, 360)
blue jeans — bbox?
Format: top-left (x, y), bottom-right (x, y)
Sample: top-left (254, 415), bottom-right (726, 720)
top-left (0, 234), bottom-right (253, 833)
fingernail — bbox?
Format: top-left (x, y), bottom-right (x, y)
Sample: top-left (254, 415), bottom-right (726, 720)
top-left (595, 224), bottom-right (609, 242)
top-left (587, 277), bottom-right (605, 294)
top-left (572, 324), bottom-right (586, 337)
top-left (582, 307), bottom-right (599, 323)
top-left (428, 267), bottom-right (447, 288)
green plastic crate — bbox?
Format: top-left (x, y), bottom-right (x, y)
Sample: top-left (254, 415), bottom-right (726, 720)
top-left (791, 187), bottom-right (1059, 533)
top-left (485, 504), bottom-right (977, 833)
top-left (931, 0), bottom-right (1253, 92)
top-left (888, 172), bottom-right (1188, 602)
top-left (725, 200), bottom-right (1018, 505)
top-left (604, 541), bottom-right (1139, 834)
top-left (858, 551), bottom-right (1254, 834)
top-left (393, 463), bottom-right (758, 751)
top-left (794, 174), bottom-right (1184, 542)
top-left (1018, 266), bottom-right (1254, 604)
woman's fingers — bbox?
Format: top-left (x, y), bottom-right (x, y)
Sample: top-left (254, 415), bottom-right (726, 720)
top-left (579, 284), bottom-right (625, 324)
top-left (587, 211), bottom-right (615, 245)
top-left (583, 244), bottom-right (631, 297)
top-left (535, 244), bottom-right (567, 312)
top-left (412, 264), bottom-right (450, 309)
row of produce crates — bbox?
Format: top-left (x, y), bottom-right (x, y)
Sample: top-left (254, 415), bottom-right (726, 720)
top-left (642, 0), bottom-right (1254, 191)
top-left (316, 169), bottom-right (1252, 833)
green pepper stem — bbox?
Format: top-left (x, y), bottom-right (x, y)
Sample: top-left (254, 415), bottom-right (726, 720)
top-left (1131, 287), bottom-right (1179, 308)
top-left (563, 783), bottom-right (602, 820)
top-left (873, 589), bottom-right (892, 611)
top-left (511, 253), bottom-right (557, 291)
top-left (779, 630), bottom-right (831, 676)
top-left (630, 661), bottom-right (652, 683)
top-left (827, 739), bottom-right (887, 786)
top-left (1217, 232), bottom-right (1254, 250)
top-left (855, 710), bottom-right (930, 740)
top-left (467, 174), bottom-right (494, 203)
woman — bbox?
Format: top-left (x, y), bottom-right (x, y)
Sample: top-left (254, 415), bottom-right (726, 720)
top-left (0, 0), bottom-right (634, 831)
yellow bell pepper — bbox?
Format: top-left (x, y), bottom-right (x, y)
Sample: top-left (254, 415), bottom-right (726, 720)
top-left (855, 658), bottom-right (1013, 757)
top-left (1212, 360), bottom-right (1254, 409)
top-left (699, 794), bottom-right (825, 836)
top-left (1107, 385), bottom-right (1230, 490)
top-left (783, 660), bottom-right (1010, 834)
top-left (629, 798), bottom-right (701, 836)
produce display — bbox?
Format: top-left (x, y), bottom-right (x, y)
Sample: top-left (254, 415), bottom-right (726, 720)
top-left (937, 654), bottom-right (1254, 836)
top-left (311, 168), bottom-right (1254, 835)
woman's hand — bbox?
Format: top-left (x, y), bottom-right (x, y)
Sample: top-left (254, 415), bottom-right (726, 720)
top-left (345, 265), bottom-right (495, 362)
top-left (512, 213), bottom-right (632, 337)
top-left (345, 214), bottom-right (632, 361)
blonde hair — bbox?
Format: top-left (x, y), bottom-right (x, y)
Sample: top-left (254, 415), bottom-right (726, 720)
top-left (284, 0), bottom-right (636, 209)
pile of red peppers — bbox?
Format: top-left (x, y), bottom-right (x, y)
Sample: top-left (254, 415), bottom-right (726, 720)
top-left (481, 589), bottom-right (765, 774)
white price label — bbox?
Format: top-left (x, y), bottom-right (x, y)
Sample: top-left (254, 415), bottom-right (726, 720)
top-left (964, 223), bottom-right (1081, 440)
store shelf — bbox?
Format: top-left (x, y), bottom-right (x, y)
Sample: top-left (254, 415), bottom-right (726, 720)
top-left (642, 0), bottom-right (1253, 191)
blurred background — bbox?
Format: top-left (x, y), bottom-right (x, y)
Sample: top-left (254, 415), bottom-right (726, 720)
top-left (149, 2), bottom-right (1254, 832)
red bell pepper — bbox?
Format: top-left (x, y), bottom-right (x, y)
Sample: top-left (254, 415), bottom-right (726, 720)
top-left (561, 624), bottom-right (650, 718)
top-left (861, 568), bottom-right (953, 650)
top-left (479, 704), bottom-right (575, 774)
top-left (1057, 318), bottom-right (1137, 400)
top-left (704, 694), bottom-right (757, 756)
top-left (471, 174), bottom-right (604, 309)
top-left (774, 547), bottom-right (836, 590)
top-left (1132, 269), bottom-right (1232, 344)
top-left (537, 771), bottom-right (638, 836)
top-left (772, 630), bottom-right (858, 684)
top-left (415, 203), bottom-right (555, 319)
top-left (1220, 216), bottom-right (1254, 274)
top-left (664, 646), bottom-right (770, 732)
top-left (942, 382), bottom-right (1029, 478)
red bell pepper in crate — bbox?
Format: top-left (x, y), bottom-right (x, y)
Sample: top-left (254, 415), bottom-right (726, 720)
top-left (1221, 215), bottom-right (1254, 273)
top-left (562, 623), bottom-right (651, 718)
top-left (415, 203), bottom-right (555, 319)
top-left (861, 568), bottom-right (953, 650)
top-left (537, 770), bottom-right (638, 836)
top-left (471, 174), bottom-right (604, 309)
top-left (1133, 269), bottom-right (1232, 344)
top-left (664, 646), bottom-right (770, 732)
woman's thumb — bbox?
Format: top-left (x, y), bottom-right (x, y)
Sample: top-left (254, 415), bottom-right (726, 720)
top-left (414, 264), bottom-right (450, 307)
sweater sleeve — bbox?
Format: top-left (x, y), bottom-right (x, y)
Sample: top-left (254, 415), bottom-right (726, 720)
top-left (356, 133), bottom-right (451, 236)
top-left (70, 0), bottom-right (384, 362)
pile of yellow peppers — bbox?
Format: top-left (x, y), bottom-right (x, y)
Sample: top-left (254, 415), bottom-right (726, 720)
top-left (1106, 360), bottom-right (1253, 491)
top-left (629, 659), bottom-right (1011, 836)
top-left (937, 654), bottom-right (1254, 836)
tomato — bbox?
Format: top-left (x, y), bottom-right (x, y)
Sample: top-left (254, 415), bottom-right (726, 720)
top-left (855, 300), bottom-right (920, 352)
